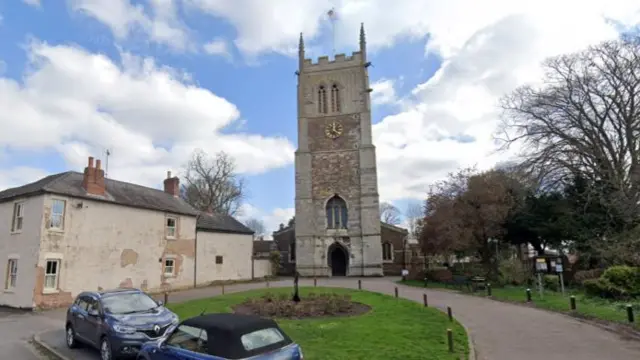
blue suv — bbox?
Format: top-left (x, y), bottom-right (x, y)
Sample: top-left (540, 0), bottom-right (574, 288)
top-left (65, 288), bottom-right (179, 360)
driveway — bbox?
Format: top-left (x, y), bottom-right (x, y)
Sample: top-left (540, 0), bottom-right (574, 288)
top-left (0, 307), bottom-right (66, 359)
top-left (34, 277), bottom-right (640, 360)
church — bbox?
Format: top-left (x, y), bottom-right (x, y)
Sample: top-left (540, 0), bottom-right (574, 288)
top-left (272, 25), bottom-right (413, 277)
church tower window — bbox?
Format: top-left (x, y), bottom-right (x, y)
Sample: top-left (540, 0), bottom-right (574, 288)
top-left (326, 195), bottom-right (348, 229)
top-left (331, 84), bottom-right (341, 113)
top-left (318, 85), bottom-right (328, 114)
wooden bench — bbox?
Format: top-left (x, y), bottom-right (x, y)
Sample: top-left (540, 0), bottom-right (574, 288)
top-left (470, 276), bottom-right (486, 291)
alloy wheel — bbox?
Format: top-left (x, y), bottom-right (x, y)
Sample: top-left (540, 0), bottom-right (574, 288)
top-left (101, 338), bottom-right (112, 360)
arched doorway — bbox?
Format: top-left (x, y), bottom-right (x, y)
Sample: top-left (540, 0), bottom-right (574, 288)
top-left (328, 242), bottom-right (348, 276)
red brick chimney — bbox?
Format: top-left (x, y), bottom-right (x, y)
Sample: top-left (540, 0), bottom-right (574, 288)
top-left (82, 156), bottom-right (106, 196)
top-left (163, 171), bottom-right (180, 197)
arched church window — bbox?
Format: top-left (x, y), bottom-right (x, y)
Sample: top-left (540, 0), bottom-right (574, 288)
top-left (326, 195), bottom-right (348, 229)
top-left (382, 242), bottom-right (393, 261)
top-left (318, 85), bottom-right (328, 114)
top-left (331, 84), bottom-right (341, 113)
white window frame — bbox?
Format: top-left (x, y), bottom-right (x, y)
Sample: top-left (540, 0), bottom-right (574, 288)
top-left (164, 258), bottom-right (175, 276)
top-left (49, 199), bottom-right (66, 230)
top-left (5, 259), bottom-right (18, 290)
top-left (44, 259), bottom-right (61, 292)
top-left (166, 216), bottom-right (177, 239)
top-left (11, 202), bottom-right (24, 233)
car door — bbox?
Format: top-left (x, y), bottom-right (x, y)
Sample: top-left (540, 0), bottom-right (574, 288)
top-left (70, 296), bottom-right (91, 343)
top-left (155, 324), bottom-right (220, 360)
top-left (83, 296), bottom-right (104, 346)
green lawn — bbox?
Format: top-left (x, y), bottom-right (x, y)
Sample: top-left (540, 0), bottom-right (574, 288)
top-left (399, 280), bottom-right (639, 329)
top-left (167, 287), bottom-right (469, 360)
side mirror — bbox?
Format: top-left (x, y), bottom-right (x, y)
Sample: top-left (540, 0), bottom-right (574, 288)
top-left (156, 300), bottom-right (164, 306)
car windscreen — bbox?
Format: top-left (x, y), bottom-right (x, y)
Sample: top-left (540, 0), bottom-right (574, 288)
top-left (240, 327), bottom-right (286, 352)
top-left (102, 292), bottom-right (158, 314)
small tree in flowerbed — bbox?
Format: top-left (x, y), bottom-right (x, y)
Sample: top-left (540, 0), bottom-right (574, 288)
top-left (269, 250), bottom-right (281, 278)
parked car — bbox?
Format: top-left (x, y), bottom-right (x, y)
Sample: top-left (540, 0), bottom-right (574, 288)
top-left (65, 288), bottom-right (180, 360)
top-left (136, 313), bottom-right (304, 360)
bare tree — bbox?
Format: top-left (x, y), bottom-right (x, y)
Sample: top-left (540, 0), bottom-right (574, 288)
top-left (497, 35), bottom-right (640, 226)
top-left (380, 202), bottom-right (401, 225)
top-left (181, 149), bottom-right (245, 216)
top-left (404, 201), bottom-right (423, 239)
top-left (244, 217), bottom-right (266, 237)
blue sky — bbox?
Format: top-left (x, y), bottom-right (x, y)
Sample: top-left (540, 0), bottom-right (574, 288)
top-left (0, 0), bottom-right (638, 234)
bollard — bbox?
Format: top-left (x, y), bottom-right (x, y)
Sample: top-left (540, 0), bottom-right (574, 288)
top-left (447, 306), bottom-right (453, 321)
top-left (487, 283), bottom-right (492, 296)
top-left (221, 283), bottom-right (225, 295)
top-left (394, 287), bottom-right (399, 298)
top-left (627, 305), bottom-right (634, 323)
top-left (163, 292), bottom-right (168, 305)
top-left (423, 293), bottom-right (428, 307)
top-left (358, 279), bottom-right (362, 290)
top-left (314, 278), bottom-right (317, 287)
top-left (526, 288), bottom-right (532, 302)
top-left (447, 329), bottom-right (454, 353)
top-left (570, 295), bottom-right (576, 311)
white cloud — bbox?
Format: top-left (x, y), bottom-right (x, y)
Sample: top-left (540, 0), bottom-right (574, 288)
top-left (203, 38), bottom-right (232, 59)
top-left (370, 78), bottom-right (398, 106)
top-left (69, 0), bottom-right (191, 51)
top-left (0, 40), bottom-right (294, 190)
top-left (23, 0), bottom-right (41, 7)
top-left (0, 167), bottom-right (50, 191)
top-left (237, 204), bottom-right (294, 239)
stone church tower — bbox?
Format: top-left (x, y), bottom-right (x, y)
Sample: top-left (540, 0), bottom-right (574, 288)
top-left (294, 24), bottom-right (383, 277)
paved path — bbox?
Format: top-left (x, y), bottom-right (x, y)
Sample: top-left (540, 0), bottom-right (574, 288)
top-left (0, 307), bottom-right (66, 359)
top-left (33, 277), bottom-right (640, 360)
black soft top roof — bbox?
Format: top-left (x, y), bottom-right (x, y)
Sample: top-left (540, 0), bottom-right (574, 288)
top-left (181, 314), bottom-right (293, 359)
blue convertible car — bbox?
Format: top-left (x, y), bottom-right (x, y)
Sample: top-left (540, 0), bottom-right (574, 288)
top-left (136, 313), bottom-right (304, 360)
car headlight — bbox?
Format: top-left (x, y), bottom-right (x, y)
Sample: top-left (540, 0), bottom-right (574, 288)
top-left (113, 324), bottom-right (136, 334)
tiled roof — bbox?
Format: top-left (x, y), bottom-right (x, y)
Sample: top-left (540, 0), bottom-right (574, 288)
top-left (197, 212), bottom-right (254, 235)
top-left (0, 171), bottom-right (199, 216)
top-left (253, 240), bottom-right (275, 253)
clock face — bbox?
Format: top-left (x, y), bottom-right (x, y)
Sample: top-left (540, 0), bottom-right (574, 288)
top-left (325, 121), bottom-right (343, 139)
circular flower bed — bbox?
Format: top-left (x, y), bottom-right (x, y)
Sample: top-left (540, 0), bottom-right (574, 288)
top-left (233, 291), bottom-right (371, 319)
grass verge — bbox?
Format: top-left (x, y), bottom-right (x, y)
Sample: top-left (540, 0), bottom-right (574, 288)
top-left (168, 286), bottom-right (469, 360)
top-left (399, 279), bottom-right (639, 331)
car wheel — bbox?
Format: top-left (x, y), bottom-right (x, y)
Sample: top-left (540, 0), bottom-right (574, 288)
top-left (100, 337), bottom-right (113, 360)
top-left (65, 325), bottom-right (78, 349)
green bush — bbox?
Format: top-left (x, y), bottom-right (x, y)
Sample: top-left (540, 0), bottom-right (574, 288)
top-left (424, 267), bottom-right (452, 282)
top-left (543, 275), bottom-right (560, 292)
top-left (601, 266), bottom-right (640, 296)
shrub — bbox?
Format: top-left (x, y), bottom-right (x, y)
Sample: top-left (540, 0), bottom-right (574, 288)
top-left (425, 267), bottom-right (452, 282)
top-left (583, 278), bottom-right (630, 299)
top-left (601, 266), bottom-right (640, 296)
top-left (573, 269), bottom-right (604, 285)
top-left (237, 292), bottom-right (358, 318)
top-left (543, 275), bottom-right (560, 292)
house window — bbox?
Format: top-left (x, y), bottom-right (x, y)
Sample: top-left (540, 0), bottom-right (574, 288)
top-left (289, 242), bottom-right (296, 262)
top-left (331, 84), bottom-right (341, 113)
top-left (166, 217), bottom-right (177, 238)
top-left (11, 202), bottom-right (24, 232)
top-left (216, 256), bottom-right (223, 264)
top-left (5, 259), bottom-right (18, 289)
top-left (318, 85), bottom-right (328, 114)
top-left (164, 258), bottom-right (175, 276)
top-left (44, 259), bottom-right (60, 290)
top-left (326, 195), bottom-right (348, 229)
top-left (50, 199), bottom-right (66, 229)
top-left (382, 243), bottom-right (393, 261)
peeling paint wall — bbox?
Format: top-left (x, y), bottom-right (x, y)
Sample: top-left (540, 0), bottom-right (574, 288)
top-left (35, 194), bottom-right (197, 308)
top-left (196, 231), bottom-right (252, 284)
top-left (0, 195), bottom-right (44, 308)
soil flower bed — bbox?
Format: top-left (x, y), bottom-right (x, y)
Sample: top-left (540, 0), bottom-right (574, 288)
top-left (232, 292), bottom-right (371, 319)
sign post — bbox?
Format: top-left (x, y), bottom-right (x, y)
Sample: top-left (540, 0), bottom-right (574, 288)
top-left (534, 257), bottom-right (548, 299)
